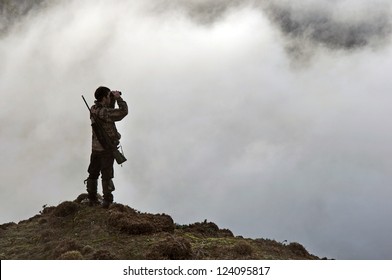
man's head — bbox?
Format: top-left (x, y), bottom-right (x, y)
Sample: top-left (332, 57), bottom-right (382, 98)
top-left (95, 86), bottom-right (111, 104)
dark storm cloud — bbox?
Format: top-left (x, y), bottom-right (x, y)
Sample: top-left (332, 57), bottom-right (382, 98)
top-left (151, 0), bottom-right (246, 25)
top-left (0, 0), bottom-right (46, 35)
top-left (261, 1), bottom-right (392, 53)
top-left (151, 0), bottom-right (392, 59)
top-left (3, 0), bottom-right (392, 53)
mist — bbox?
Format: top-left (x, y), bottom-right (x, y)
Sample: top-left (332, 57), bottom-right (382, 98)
top-left (1, 0), bottom-right (392, 259)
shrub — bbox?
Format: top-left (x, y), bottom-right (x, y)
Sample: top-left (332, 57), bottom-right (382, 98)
top-left (53, 201), bottom-right (79, 217)
top-left (53, 239), bottom-right (83, 258)
top-left (107, 211), bottom-right (174, 235)
top-left (287, 242), bottom-right (309, 257)
top-left (182, 221), bottom-right (233, 237)
top-left (146, 235), bottom-right (193, 260)
top-left (108, 212), bottom-right (155, 235)
top-left (233, 241), bottom-right (253, 256)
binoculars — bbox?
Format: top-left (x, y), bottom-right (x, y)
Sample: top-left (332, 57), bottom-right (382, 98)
top-left (109, 91), bottom-right (122, 108)
top-left (110, 91), bottom-right (122, 98)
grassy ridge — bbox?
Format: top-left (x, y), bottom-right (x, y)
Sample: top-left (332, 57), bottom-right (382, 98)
top-left (0, 194), bottom-right (321, 260)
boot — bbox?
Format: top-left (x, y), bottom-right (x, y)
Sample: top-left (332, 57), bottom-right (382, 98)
top-left (85, 178), bottom-right (99, 206)
top-left (102, 179), bottom-right (115, 208)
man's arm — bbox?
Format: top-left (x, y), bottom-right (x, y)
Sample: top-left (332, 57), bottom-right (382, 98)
top-left (108, 91), bottom-right (128, 122)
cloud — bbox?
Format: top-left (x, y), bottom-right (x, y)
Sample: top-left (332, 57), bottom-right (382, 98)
top-left (1, 0), bottom-right (392, 259)
top-left (263, 1), bottom-right (391, 47)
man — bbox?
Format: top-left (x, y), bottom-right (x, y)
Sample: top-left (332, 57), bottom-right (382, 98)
top-left (85, 86), bottom-right (128, 208)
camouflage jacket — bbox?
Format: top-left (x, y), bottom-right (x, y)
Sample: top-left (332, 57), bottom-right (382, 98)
top-left (90, 97), bottom-right (128, 151)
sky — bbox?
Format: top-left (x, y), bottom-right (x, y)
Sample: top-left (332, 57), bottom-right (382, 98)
top-left (1, 0), bottom-right (392, 260)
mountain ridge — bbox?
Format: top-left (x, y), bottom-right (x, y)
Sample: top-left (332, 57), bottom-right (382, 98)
top-left (0, 194), bottom-right (323, 260)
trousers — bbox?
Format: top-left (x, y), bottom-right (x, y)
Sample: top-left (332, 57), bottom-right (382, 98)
top-left (87, 150), bottom-right (114, 180)
top-left (87, 150), bottom-right (115, 203)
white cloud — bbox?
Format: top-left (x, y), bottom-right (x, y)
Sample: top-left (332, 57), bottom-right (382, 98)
top-left (1, 0), bottom-right (392, 259)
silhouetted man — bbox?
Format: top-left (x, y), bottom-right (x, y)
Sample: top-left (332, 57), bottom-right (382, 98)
top-left (85, 86), bottom-right (128, 208)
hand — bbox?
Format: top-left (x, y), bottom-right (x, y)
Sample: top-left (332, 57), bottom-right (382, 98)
top-left (111, 91), bottom-right (122, 99)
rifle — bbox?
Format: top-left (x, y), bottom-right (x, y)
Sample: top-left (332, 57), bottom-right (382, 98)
top-left (82, 95), bottom-right (127, 165)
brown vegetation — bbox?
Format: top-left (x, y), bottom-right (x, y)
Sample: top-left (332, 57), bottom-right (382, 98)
top-left (0, 194), bottom-right (321, 260)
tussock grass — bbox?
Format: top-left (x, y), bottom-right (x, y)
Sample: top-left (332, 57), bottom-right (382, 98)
top-left (0, 194), bottom-right (321, 260)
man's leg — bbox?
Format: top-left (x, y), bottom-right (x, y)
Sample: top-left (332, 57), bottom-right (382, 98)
top-left (86, 152), bottom-right (100, 204)
top-left (101, 152), bottom-right (115, 208)
top-left (102, 179), bottom-right (115, 208)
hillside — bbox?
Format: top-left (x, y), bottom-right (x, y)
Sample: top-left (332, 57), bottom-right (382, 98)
top-left (0, 194), bottom-right (322, 260)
